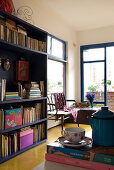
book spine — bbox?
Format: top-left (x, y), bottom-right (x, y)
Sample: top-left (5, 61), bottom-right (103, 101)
top-left (45, 153), bottom-right (114, 170)
top-left (94, 153), bottom-right (114, 166)
top-left (47, 145), bottom-right (84, 160)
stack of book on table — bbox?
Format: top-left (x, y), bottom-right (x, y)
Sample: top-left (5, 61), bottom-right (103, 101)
top-left (45, 137), bottom-right (114, 170)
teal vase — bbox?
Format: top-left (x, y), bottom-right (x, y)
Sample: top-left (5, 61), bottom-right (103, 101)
top-left (90, 101), bottom-right (93, 108)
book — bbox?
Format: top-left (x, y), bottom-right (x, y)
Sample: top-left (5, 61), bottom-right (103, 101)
top-left (40, 81), bottom-right (45, 97)
top-left (0, 109), bottom-right (4, 130)
top-left (47, 140), bottom-right (114, 166)
top-left (16, 60), bottom-right (29, 81)
top-left (0, 134), bottom-right (2, 158)
top-left (45, 153), bottom-right (114, 170)
top-left (5, 108), bottom-right (22, 129)
top-left (0, 79), bottom-right (6, 101)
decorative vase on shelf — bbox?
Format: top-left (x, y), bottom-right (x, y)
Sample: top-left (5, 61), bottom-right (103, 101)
top-left (90, 101), bottom-right (93, 108)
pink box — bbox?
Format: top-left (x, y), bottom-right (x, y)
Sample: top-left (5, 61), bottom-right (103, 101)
top-left (19, 129), bottom-right (33, 150)
top-left (5, 108), bottom-right (22, 129)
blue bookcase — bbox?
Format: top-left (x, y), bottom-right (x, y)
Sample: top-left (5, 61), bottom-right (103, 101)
top-left (0, 9), bottom-right (47, 163)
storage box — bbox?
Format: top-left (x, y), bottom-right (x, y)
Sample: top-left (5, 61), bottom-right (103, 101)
top-left (19, 129), bottom-right (33, 150)
top-left (5, 108), bottom-right (22, 129)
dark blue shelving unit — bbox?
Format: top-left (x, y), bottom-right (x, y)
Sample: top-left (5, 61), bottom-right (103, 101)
top-left (0, 9), bottom-right (48, 163)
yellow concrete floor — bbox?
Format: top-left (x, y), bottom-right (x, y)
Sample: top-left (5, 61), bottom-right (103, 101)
top-left (0, 123), bottom-right (91, 170)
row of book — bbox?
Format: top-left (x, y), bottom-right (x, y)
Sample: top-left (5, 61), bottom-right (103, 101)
top-left (0, 132), bottom-right (18, 158)
top-left (0, 102), bottom-right (45, 130)
top-left (32, 123), bottom-right (45, 143)
top-left (45, 139), bottom-right (114, 169)
top-left (0, 79), bottom-right (45, 101)
top-left (22, 102), bottom-right (45, 124)
top-left (0, 16), bottom-right (47, 52)
top-left (0, 124), bottom-right (45, 158)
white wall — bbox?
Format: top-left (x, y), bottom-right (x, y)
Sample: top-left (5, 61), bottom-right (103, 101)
top-left (77, 26), bottom-right (114, 100)
top-left (13, 0), bottom-right (78, 100)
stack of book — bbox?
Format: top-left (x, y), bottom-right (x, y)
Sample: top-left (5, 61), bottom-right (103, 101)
top-left (5, 92), bottom-right (21, 100)
top-left (24, 82), bottom-right (41, 98)
top-left (45, 139), bottom-right (114, 170)
top-left (0, 15), bottom-right (47, 52)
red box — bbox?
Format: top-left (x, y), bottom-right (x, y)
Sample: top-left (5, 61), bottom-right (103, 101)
top-left (16, 60), bottom-right (29, 81)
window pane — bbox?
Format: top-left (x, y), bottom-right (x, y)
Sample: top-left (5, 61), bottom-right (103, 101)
top-left (84, 62), bottom-right (104, 102)
top-left (83, 48), bottom-right (104, 61)
top-left (48, 60), bottom-right (64, 93)
top-left (107, 46), bottom-right (114, 111)
top-left (52, 38), bottom-right (64, 59)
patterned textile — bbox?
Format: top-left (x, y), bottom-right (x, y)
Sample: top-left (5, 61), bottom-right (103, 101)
top-left (64, 105), bottom-right (79, 122)
top-left (54, 93), bottom-right (78, 122)
top-left (54, 93), bottom-right (65, 110)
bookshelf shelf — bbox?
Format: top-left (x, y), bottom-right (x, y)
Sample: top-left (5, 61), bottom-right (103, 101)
top-left (0, 118), bottom-right (47, 134)
top-left (0, 40), bottom-right (48, 56)
top-left (0, 97), bottom-right (47, 104)
top-left (0, 139), bottom-right (46, 164)
top-left (0, 10), bottom-right (47, 163)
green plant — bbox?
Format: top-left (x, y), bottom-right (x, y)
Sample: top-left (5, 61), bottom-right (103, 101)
top-left (88, 85), bottom-right (98, 92)
top-left (107, 80), bottom-right (111, 85)
top-left (101, 79), bottom-right (111, 85)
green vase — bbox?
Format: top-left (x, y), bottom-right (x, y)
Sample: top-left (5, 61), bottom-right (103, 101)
top-left (90, 101), bottom-right (93, 108)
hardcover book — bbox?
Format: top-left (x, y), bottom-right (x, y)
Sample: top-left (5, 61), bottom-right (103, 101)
top-left (47, 140), bottom-right (114, 166)
top-left (45, 153), bottom-right (114, 170)
top-left (16, 60), bottom-right (29, 81)
top-left (5, 108), bottom-right (22, 129)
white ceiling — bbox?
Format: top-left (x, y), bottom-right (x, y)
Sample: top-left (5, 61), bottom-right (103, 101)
top-left (42, 0), bottom-right (114, 31)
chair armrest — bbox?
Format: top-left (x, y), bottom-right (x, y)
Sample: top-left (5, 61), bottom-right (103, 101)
top-left (66, 100), bottom-right (76, 102)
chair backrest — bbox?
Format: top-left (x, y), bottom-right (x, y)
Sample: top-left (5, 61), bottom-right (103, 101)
top-left (54, 93), bottom-right (66, 110)
top-left (47, 93), bottom-right (56, 112)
